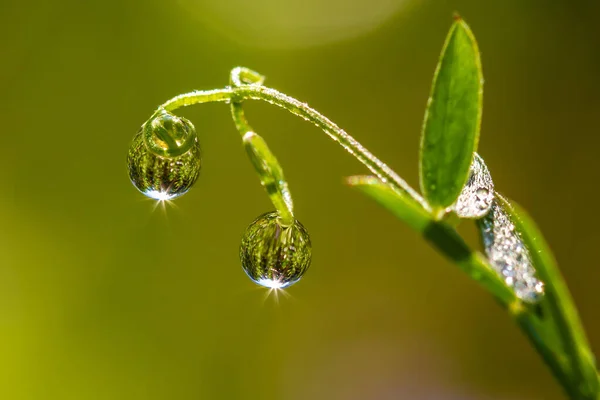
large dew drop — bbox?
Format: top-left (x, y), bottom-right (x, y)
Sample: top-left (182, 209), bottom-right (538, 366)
top-left (127, 110), bottom-right (201, 200)
top-left (454, 153), bottom-right (495, 219)
top-left (478, 201), bottom-right (545, 303)
top-left (240, 211), bottom-right (312, 289)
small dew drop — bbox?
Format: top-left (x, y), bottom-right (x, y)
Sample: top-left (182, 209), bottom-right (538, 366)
top-left (240, 211), bottom-right (312, 289)
top-left (127, 111), bottom-right (202, 200)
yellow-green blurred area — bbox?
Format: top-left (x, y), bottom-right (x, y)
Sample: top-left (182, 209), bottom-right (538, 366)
top-left (1, 0), bottom-right (599, 398)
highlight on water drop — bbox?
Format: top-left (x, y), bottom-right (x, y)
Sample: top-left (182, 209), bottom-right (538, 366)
top-left (127, 109), bottom-right (202, 200)
top-left (240, 211), bottom-right (312, 289)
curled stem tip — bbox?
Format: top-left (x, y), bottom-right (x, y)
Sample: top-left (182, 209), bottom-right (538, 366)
top-left (230, 67), bottom-right (266, 87)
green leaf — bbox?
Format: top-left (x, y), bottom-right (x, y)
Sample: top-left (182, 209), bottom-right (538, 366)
top-left (497, 195), bottom-right (600, 397)
top-left (419, 17), bottom-right (483, 212)
top-left (347, 176), bottom-right (516, 305)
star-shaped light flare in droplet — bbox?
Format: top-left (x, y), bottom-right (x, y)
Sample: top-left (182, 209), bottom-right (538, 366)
top-left (257, 278), bottom-right (293, 304)
top-left (142, 190), bottom-right (179, 213)
top-left (145, 190), bottom-right (177, 202)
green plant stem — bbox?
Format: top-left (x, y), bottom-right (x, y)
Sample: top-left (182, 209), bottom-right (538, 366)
top-left (158, 80), bottom-right (597, 400)
top-left (160, 86), bottom-right (429, 211)
top-left (513, 310), bottom-right (578, 399)
top-left (230, 102), bottom-right (295, 225)
top-left (230, 102), bottom-right (251, 136)
top-left (228, 68), bottom-right (295, 225)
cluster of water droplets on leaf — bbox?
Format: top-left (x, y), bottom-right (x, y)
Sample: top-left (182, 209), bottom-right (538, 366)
top-left (453, 153), bottom-right (543, 302)
top-left (127, 109), bottom-right (202, 200)
top-left (453, 153), bottom-right (494, 218)
top-left (478, 201), bottom-right (545, 303)
top-left (240, 211), bottom-right (311, 289)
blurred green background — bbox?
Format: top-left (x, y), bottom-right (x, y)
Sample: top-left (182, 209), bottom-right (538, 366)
top-left (1, 0), bottom-right (599, 399)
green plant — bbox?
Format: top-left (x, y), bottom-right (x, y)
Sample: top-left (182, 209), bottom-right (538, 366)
top-left (126, 16), bottom-right (599, 399)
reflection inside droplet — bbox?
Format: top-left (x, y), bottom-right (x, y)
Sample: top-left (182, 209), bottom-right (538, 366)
top-left (240, 211), bottom-right (312, 289)
top-left (127, 113), bottom-right (202, 201)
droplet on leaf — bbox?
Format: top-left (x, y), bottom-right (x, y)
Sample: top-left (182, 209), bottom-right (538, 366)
top-left (478, 201), bottom-right (545, 303)
top-left (454, 153), bottom-right (495, 218)
top-left (127, 110), bottom-right (201, 200)
top-left (240, 211), bottom-right (312, 289)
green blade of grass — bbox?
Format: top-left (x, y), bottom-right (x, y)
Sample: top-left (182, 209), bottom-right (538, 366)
top-left (419, 17), bottom-right (483, 212)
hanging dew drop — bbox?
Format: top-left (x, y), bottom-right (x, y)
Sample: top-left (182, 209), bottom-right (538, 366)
top-left (127, 109), bottom-right (202, 200)
top-left (240, 211), bottom-right (312, 289)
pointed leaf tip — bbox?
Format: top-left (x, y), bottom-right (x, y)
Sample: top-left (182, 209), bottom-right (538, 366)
top-left (419, 18), bottom-right (483, 211)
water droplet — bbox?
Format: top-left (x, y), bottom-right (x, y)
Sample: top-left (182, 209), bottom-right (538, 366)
top-left (127, 110), bottom-right (201, 200)
top-left (454, 153), bottom-right (494, 219)
top-left (240, 211), bottom-right (311, 289)
top-left (478, 201), bottom-right (545, 303)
